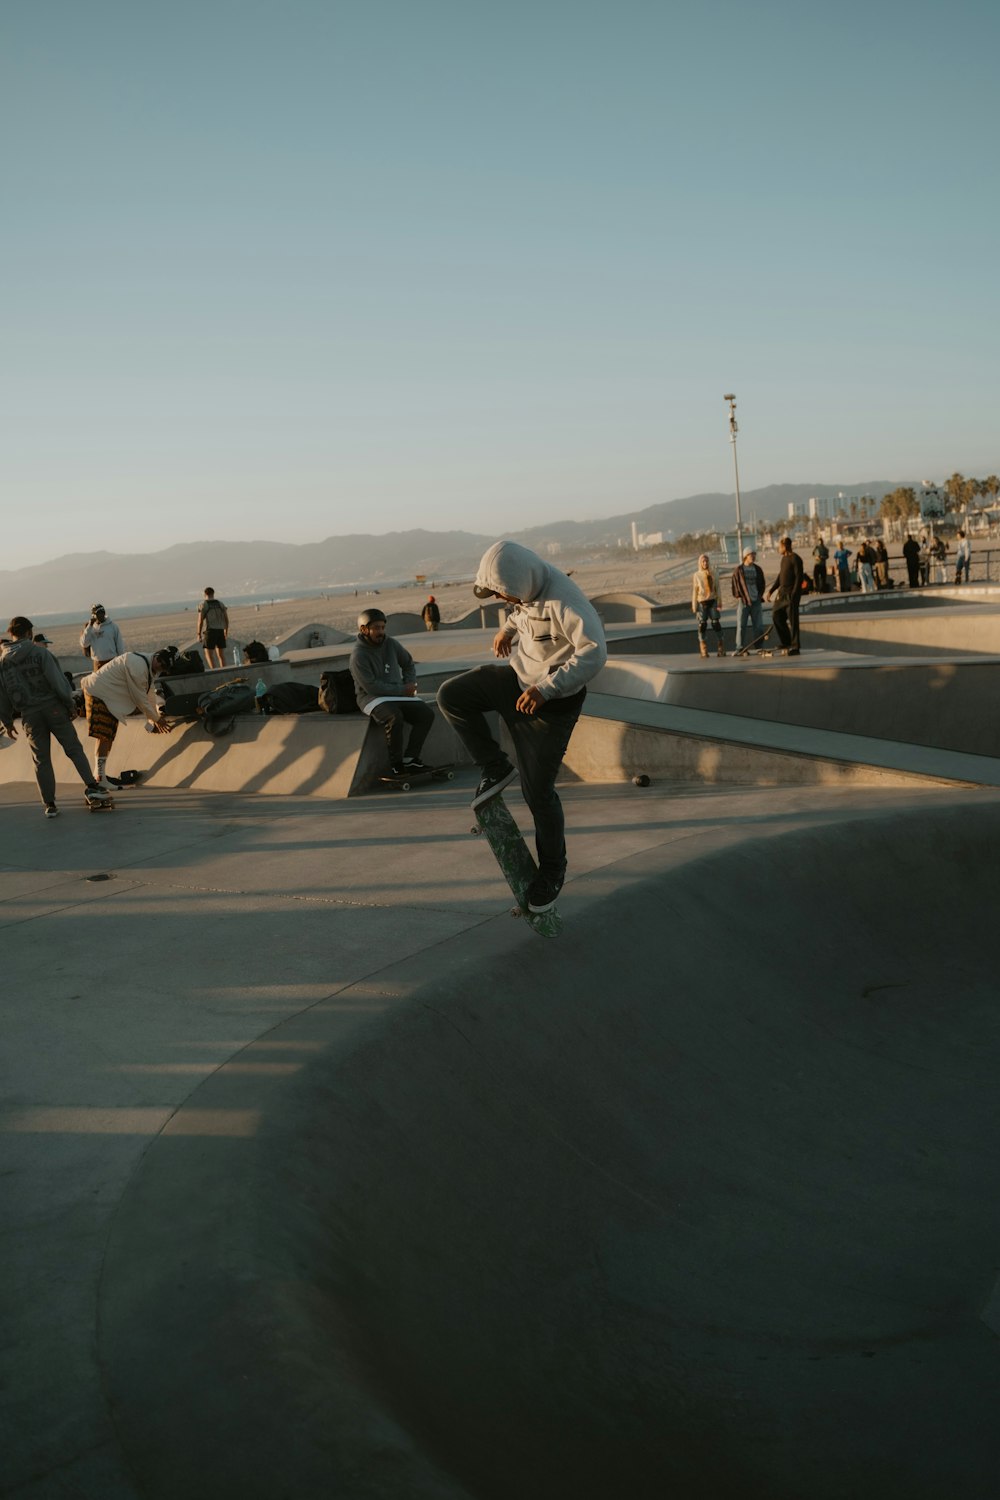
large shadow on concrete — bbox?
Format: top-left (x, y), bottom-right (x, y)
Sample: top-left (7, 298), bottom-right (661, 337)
top-left (100, 804), bottom-right (1000, 1499)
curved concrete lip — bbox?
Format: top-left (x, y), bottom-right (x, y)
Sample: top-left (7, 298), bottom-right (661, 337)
top-left (98, 800), bottom-right (1000, 1499)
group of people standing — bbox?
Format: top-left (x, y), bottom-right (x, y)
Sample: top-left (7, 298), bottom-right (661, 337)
top-left (695, 540), bottom-right (803, 656)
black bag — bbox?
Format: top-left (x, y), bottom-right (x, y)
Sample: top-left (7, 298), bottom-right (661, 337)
top-left (258, 680), bottom-right (320, 715)
top-left (160, 646), bottom-right (205, 677)
top-left (197, 679), bottom-right (257, 736)
top-left (318, 669), bottom-right (360, 714)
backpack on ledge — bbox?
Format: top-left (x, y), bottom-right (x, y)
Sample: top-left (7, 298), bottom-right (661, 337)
top-left (197, 679), bottom-right (257, 736)
top-left (318, 669), bottom-right (359, 714)
top-left (257, 680), bottom-right (320, 715)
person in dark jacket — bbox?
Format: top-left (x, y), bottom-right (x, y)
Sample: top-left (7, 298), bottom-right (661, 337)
top-left (421, 596), bottom-right (441, 631)
top-left (349, 609), bottom-right (434, 775)
top-left (766, 538), bottom-right (804, 655)
top-left (0, 616), bottom-right (112, 816)
top-left (902, 534), bottom-right (921, 587)
top-left (731, 547), bottom-right (767, 651)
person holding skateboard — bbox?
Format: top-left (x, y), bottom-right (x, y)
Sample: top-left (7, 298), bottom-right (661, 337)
top-left (437, 539), bottom-right (607, 914)
top-left (0, 616), bottom-right (112, 816)
top-left (349, 609), bottom-right (434, 776)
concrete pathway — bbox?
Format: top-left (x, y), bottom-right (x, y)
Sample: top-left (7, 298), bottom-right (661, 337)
top-left (2, 774), bottom-right (998, 1498)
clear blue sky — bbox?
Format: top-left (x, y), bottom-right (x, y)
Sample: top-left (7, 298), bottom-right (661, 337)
top-left (4, 0), bottom-right (997, 570)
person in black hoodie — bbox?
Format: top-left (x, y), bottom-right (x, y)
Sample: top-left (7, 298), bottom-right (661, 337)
top-left (349, 609), bottom-right (434, 776)
top-left (766, 538), bottom-right (804, 655)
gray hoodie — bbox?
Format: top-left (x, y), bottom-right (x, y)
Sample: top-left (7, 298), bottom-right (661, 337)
top-left (0, 637), bottom-right (75, 727)
top-left (349, 634), bottom-right (417, 711)
top-left (474, 540), bottom-right (607, 699)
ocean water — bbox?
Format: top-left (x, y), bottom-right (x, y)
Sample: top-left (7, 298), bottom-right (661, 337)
top-left (32, 580), bottom-right (424, 629)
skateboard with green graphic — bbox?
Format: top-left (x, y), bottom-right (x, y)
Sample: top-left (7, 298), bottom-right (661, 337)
top-left (471, 793), bottom-right (563, 939)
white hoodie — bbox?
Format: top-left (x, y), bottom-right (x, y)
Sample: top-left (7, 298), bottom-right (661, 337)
top-left (474, 540), bottom-right (607, 699)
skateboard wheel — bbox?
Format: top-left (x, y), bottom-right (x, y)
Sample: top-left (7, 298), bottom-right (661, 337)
top-left (632, 774), bottom-right (651, 787)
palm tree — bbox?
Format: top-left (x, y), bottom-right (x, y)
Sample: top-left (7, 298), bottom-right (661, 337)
top-left (943, 473), bottom-right (966, 513)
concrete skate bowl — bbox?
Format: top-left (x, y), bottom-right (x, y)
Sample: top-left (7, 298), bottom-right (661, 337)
top-left (99, 804), bottom-right (1000, 1500)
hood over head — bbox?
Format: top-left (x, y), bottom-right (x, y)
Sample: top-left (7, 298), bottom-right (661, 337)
top-left (473, 541), bottom-right (547, 602)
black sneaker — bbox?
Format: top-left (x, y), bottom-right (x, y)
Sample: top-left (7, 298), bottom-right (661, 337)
top-left (403, 756), bottom-right (429, 772)
top-left (527, 871), bottom-right (564, 913)
top-left (43, 803), bottom-right (59, 818)
top-left (471, 763), bottom-right (518, 809)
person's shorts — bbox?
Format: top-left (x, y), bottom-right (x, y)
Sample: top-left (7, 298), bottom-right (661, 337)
top-left (203, 629), bottom-right (226, 649)
top-left (84, 693), bottom-right (119, 744)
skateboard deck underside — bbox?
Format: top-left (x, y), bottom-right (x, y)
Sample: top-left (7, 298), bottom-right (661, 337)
top-left (473, 794), bottom-right (562, 939)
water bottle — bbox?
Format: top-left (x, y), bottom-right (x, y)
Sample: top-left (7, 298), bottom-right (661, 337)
top-left (255, 679), bottom-right (267, 698)
top-left (232, 647), bottom-right (240, 665)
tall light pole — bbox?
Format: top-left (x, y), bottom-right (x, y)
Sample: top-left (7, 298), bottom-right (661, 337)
top-left (723, 393), bottom-right (744, 561)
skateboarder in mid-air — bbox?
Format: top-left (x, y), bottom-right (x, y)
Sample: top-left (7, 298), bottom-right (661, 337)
top-left (349, 609), bottom-right (434, 776)
top-left (437, 540), bottom-right (607, 914)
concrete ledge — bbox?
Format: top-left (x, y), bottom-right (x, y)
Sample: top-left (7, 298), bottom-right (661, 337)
top-left (565, 692), bottom-right (1000, 788)
top-left (594, 653), bottom-right (1000, 758)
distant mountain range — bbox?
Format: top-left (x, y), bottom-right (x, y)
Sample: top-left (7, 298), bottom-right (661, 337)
top-left (3, 481), bottom-right (913, 615)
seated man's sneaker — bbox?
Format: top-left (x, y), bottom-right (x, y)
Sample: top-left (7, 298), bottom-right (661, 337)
top-left (471, 762), bottom-right (518, 809)
top-left (526, 871), bottom-right (564, 913)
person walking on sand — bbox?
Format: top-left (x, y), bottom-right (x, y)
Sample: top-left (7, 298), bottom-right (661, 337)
top-left (0, 616), bottom-right (113, 816)
top-left (436, 540), bottom-right (607, 914)
top-left (197, 587), bottom-right (230, 669)
top-left (80, 604), bottom-right (124, 666)
top-left (421, 595), bottom-right (441, 631)
top-left (691, 553), bottom-right (725, 658)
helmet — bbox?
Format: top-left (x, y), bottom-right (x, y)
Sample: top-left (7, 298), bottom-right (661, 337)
top-left (357, 608), bottom-right (387, 630)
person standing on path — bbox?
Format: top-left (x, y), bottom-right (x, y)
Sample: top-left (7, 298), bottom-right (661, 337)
top-left (766, 537), bottom-right (804, 655)
top-left (955, 531), bottom-right (972, 584)
top-left (80, 604), bottom-right (125, 666)
top-left (691, 554), bottom-right (726, 657)
top-left (902, 534), bottom-right (921, 587)
top-left (833, 540), bottom-right (852, 593)
top-left (436, 540), bottom-right (607, 914)
top-left (731, 547), bottom-right (767, 651)
top-left (812, 537), bottom-right (829, 593)
top-left (0, 616), bottom-right (112, 816)
top-left (197, 588), bottom-right (230, 669)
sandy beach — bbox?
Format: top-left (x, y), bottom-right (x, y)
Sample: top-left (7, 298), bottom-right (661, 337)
top-left (30, 554), bottom-right (698, 659)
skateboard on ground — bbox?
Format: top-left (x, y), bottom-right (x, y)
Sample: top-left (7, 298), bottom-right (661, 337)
top-left (86, 792), bottom-right (115, 812)
top-left (378, 764), bottom-right (455, 791)
top-left (733, 625), bottom-right (774, 658)
top-left (471, 793), bottom-right (563, 940)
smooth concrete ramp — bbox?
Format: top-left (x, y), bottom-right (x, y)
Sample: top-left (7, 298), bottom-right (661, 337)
top-left (96, 798), bottom-right (1000, 1499)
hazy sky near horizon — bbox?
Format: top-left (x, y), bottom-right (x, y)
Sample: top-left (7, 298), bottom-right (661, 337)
top-left (4, 0), bottom-right (998, 571)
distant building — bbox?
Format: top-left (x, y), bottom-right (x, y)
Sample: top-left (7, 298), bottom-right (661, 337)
top-left (801, 494), bottom-right (879, 523)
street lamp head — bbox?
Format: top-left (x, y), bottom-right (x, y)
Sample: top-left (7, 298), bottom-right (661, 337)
top-left (723, 393), bottom-right (736, 402)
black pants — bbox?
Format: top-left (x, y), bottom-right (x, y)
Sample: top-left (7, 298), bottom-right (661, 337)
top-left (366, 697), bottom-right (434, 767)
top-left (772, 595), bottom-right (801, 651)
top-left (437, 665), bottom-right (584, 878)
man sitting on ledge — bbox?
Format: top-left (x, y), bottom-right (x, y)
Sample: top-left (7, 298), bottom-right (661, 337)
top-left (349, 609), bottom-right (434, 777)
